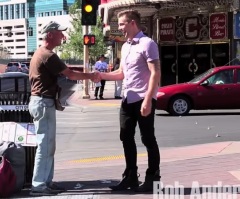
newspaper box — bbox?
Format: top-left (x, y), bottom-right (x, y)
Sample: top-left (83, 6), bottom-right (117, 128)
top-left (0, 72), bottom-right (36, 186)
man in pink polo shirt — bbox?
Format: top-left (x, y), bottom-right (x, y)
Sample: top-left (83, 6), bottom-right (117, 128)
top-left (99, 10), bottom-right (161, 192)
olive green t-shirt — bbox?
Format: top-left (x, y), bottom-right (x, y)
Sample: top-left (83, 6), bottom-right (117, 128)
top-left (29, 46), bottom-right (67, 97)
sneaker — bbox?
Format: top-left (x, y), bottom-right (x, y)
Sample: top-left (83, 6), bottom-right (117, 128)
top-left (48, 182), bottom-right (66, 192)
top-left (30, 187), bottom-right (60, 196)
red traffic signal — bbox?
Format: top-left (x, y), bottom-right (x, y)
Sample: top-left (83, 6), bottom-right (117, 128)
top-left (83, 35), bottom-right (95, 45)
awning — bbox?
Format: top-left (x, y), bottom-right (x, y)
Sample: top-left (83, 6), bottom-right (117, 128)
top-left (104, 0), bottom-right (173, 9)
top-left (99, 0), bottom-right (174, 24)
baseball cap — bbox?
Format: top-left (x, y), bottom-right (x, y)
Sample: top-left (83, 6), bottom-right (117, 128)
top-left (99, 54), bottom-right (107, 59)
top-left (41, 21), bottom-right (67, 34)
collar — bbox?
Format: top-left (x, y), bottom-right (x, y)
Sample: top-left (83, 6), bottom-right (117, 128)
top-left (127, 31), bottom-right (144, 44)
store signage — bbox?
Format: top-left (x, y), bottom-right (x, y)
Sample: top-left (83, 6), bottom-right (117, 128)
top-left (175, 15), bottom-right (209, 42)
top-left (159, 17), bottom-right (175, 42)
top-left (234, 12), bottom-right (240, 38)
top-left (109, 16), bottom-right (150, 39)
top-left (109, 18), bottom-right (122, 36)
top-left (184, 17), bottom-right (200, 40)
top-left (209, 13), bottom-right (227, 39)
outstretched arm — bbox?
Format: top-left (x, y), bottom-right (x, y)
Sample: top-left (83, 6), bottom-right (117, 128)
top-left (99, 65), bottom-right (124, 81)
top-left (61, 68), bottom-right (100, 82)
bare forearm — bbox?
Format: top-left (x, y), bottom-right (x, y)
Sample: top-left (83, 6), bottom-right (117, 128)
top-left (145, 71), bottom-right (160, 101)
top-left (145, 60), bottom-right (161, 100)
top-left (69, 72), bottom-right (93, 80)
top-left (62, 68), bottom-right (94, 80)
top-left (101, 70), bottom-right (124, 81)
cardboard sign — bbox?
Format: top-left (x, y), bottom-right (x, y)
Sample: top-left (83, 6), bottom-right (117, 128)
top-left (0, 122), bottom-right (36, 146)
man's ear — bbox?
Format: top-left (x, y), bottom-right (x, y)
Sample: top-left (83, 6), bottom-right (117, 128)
top-left (47, 32), bottom-right (53, 39)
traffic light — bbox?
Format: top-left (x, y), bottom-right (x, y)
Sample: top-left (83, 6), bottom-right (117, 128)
top-left (83, 34), bottom-right (95, 45)
top-left (7, 28), bottom-right (13, 37)
top-left (81, 0), bottom-right (98, 25)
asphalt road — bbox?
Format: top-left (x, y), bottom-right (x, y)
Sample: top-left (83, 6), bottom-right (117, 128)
top-left (57, 78), bottom-right (240, 161)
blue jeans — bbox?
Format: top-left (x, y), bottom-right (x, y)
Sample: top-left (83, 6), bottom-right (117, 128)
top-left (29, 96), bottom-right (56, 189)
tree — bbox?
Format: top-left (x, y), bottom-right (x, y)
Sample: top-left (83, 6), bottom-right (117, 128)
top-left (88, 17), bottom-right (107, 64)
top-left (60, 2), bottom-right (83, 61)
top-left (60, 1), bottom-right (107, 64)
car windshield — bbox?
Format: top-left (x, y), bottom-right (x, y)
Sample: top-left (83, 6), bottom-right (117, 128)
top-left (189, 68), bottom-right (214, 83)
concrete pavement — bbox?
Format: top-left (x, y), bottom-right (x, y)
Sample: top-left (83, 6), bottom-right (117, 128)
top-left (15, 81), bottom-right (240, 199)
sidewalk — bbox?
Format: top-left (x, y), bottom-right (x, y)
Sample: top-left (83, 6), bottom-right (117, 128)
top-left (16, 81), bottom-right (240, 199)
top-left (65, 81), bottom-right (122, 109)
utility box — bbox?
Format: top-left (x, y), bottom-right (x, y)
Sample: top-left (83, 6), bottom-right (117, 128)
top-left (0, 72), bottom-right (36, 186)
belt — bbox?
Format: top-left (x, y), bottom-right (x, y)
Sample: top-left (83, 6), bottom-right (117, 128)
top-left (32, 94), bottom-right (55, 99)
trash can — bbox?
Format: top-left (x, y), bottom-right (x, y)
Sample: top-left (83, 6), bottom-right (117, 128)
top-left (0, 72), bottom-right (36, 187)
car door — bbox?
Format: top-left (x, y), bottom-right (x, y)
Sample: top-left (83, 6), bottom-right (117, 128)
top-left (195, 69), bottom-right (236, 109)
top-left (228, 68), bottom-right (240, 108)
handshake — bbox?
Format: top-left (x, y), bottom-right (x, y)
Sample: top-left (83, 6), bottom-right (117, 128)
top-left (90, 71), bottom-right (102, 83)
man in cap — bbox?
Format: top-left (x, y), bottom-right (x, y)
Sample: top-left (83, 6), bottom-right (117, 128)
top-left (29, 21), bottom-right (99, 196)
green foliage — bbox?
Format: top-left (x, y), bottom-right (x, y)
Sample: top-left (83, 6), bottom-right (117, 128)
top-left (89, 17), bottom-right (107, 64)
top-left (59, 1), bottom-right (107, 64)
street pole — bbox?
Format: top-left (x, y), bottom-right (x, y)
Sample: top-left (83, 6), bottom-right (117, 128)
top-left (82, 25), bottom-right (90, 99)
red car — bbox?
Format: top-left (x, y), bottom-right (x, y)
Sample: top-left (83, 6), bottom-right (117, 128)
top-left (156, 65), bottom-right (240, 116)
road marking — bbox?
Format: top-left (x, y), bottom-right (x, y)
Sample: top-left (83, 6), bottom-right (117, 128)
top-left (68, 153), bottom-right (147, 164)
top-left (90, 103), bottom-right (120, 107)
top-left (229, 170), bottom-right (240, 181)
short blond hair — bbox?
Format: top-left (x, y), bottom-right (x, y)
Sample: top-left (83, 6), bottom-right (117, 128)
top-left (117, 10), bottom-right (141, 28)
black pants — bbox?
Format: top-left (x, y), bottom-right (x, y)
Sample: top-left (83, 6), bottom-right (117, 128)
top-left (119, 98), bottom-right (160, 175)
top-left (94, 80), bottom-right (106, 97)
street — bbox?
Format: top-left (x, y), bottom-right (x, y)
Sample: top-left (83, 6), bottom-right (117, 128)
top-left (9, 79), bottom-right (240, 199)
top-left (57, 78), bottom-right (240, 161)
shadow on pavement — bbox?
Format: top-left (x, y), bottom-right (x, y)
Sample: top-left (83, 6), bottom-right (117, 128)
top-left (13, 180), bottom-right (154, 197)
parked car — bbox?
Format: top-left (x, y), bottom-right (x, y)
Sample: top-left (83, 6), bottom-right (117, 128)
top-left (156, 65), bottom-right (240, 116)
top-left (20, 64), bottom-right (29, 74)
top-left (5, 62), bottom-right (22, 72)
top-left (20, 62), bottom-right (30, 68)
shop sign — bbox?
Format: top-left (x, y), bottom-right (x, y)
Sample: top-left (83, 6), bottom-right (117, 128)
top-left (175, 15), bottom-right (209, 42)
top-left (210, 13), bottom-right (227, 40)
top-left (109, 17), bottom-right (122, 36)
top-left (234, 12), bottom-right (240, 38)
top-left (159, 17), bottom-right (175, 42)
top-left (109, 16), bottom-right (150, 39)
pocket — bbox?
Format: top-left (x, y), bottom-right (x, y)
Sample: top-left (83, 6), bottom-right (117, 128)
top-left (28, 100), bottom-right (44, 121)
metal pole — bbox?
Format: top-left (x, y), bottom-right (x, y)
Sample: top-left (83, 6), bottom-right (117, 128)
top-left (82, 25), bottom-right (90, 99)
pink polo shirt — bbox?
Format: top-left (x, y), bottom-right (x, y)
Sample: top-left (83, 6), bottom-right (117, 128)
top-left (121, 31), bottom-right (159, 103)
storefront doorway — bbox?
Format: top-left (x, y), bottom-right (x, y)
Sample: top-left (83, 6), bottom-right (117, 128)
top-left (160, 42), bottom-right (229, 86)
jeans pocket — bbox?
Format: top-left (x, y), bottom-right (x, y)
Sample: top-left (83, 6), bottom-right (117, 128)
top-left (29, 100), bottom-right (44, 121)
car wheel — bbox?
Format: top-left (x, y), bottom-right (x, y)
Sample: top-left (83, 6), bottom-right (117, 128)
top-left (168, 96), bottom-right (191, 116)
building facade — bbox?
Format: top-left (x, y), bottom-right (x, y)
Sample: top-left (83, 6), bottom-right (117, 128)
top-left (0, 0), bottom-right (74, 60)
top-left (99, 0), bottom-right (240, 85)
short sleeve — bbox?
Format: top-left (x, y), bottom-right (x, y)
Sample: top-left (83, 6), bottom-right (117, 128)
top-left (45, 54), bottom-right (67, 75)
top-left (143, 40), bottom-right (159, 62)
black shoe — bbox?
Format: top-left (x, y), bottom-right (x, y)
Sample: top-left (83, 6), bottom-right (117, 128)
top-left (48, 182), bottom-right (66, 192)
top-left (109, 170), bottom-right (139, 191)
top-left (99, 96), bottom-right (104, 100)
top-left (30, 187), bottom-right (60, 196)
top-left (135, 170), bottom-right (161, 192)
top-left (115, 96), bottom-right (122, 99)
top-left (95, 97), bottom-right (98, 100)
